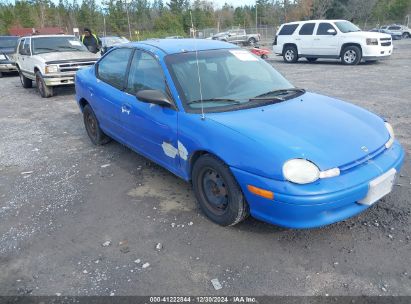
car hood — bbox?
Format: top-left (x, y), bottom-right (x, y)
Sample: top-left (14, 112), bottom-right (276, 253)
top-left (37, 51), bottom-right (100, 62)
top-left (0, 47), bottom-right (16, 54)
top-left (348, 31), bottom-right (391, 39)
top-left (206, 92), bottom-right (389, 171)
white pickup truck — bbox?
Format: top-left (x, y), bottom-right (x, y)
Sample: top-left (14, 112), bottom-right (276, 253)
top-left (15, 35), bottom-right (99, 97)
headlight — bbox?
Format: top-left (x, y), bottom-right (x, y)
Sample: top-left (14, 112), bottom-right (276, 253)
top-left (384, 122), bottom-right (395, 148)
top-left (366, 38), bottom-right (378, 45)
top-left (45, 65), bottom-right (58, 74)
top-left (283, 159), bottom-right (320, 184)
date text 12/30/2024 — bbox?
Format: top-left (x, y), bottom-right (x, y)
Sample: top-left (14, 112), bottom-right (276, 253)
top-left (149, 296), bottom-right (257, 303)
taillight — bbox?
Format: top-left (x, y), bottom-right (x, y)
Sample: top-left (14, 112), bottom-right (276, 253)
top-left (273, 35), bottom-right (278, 45)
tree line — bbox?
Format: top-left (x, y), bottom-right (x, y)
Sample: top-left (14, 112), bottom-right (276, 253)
top-left (0, 0), bottom-right (410, 38)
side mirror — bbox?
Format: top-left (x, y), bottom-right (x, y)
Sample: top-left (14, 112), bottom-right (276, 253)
top-left (136, 89), bottom-right (174, 108)
top-left (327, 29), bottom-right (337, 35)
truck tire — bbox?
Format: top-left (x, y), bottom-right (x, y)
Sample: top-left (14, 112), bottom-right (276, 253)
top-left (283, 45), bottom-right (298, 63)
top-left (0, 71), bottom-right (3, 78)
top-left (35, 71), bottom-right (54, 98)
top-left (341, 46), bottom-right (362, 65)
top-left (248, 37), bottom-right (256, 46)
top-left (19, 69), bottom-right (32, 88)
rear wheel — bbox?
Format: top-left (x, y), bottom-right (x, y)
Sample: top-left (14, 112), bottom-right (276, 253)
top-left (19, 69), bottom-right (32, 88)
top-left (402, 32), bottom-right (410, 39)
top-left (261, 54), bottom-right (268, 59)
top-left (35, 71), bottom-right (53, 98)
top-left (83, 104), bottom-right (111, 145)
top-left (248, 37), bottom-right (257, 46)
top-left (341, 46), bottom-right (362, 65)
top-left (283, 45), bottom-right (298, 63)
top-left (306, 57), bottom-right (318, 62)
top-left (192, 154), bottom-right (249, 226)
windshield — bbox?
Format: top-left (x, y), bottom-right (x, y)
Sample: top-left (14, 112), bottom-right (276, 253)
top-left (0, 37), bottom-right (19, 48)
top-left (103, 37), bottom-right (129, 47)
top-left (335, 21), bottom-right (361, 33)
top-left (32, 36), bottom-right (88, 54)
top-left (165, 49), bottom-right (296, 113)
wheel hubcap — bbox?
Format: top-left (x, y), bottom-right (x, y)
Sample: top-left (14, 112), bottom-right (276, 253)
top-left (285, 50), bottom-right (294, 61)
top-left (344, 50), bottom-right (356, 63)
top-left (202, 168), bottom-right (228, 214)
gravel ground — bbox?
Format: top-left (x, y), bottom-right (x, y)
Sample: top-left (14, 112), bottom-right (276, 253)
top-left (0, 40), bottom-right (410, 296)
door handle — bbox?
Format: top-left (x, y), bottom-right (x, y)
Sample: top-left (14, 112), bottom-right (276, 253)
top-left (295, 38), bottom-right (301, 40)
top-left (314, 38), bottom-right (320, 40)
top-left (121, 105), bottom-right (130, 115)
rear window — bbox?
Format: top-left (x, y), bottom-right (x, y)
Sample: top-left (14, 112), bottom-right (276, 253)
top-left (278, 24), bottom-right (299, 35)
top-left (299, 23), bottom-right (315, 35)
top-left (388, 26), bottom-right (401, 30)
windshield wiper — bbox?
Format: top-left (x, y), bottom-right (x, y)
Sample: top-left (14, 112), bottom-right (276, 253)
top-left (187, 98), bottom-right (241, 105)
top-left (250, 88), bottom-right (305, 100)
top-left (58, 45), bottom-right (82, 51)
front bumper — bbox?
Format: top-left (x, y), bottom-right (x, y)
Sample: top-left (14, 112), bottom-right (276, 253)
top-left (0, 62), bottom-right (17, 72)
top-left (362, 44), bottom-right (393, 59)
top-left (43, 73), bottom-right (75, 86)
top-left (231, 141), bottom-right (404, 229)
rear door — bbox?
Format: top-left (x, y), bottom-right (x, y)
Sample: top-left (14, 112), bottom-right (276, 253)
top-left (92, 47), bottom-right (134, 140)
top-left (121, 49), bottom-right (179, 172)
top-left (312, 22), bottom-right (340, 56)
top-left (296, 23), bottom-right (316, 55)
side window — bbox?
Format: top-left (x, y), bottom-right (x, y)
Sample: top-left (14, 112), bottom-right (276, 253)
top-left (388, 26), bottom-right (400, 30)
top-left (317, 23), bottom-right (336, 35)
top-left (126, 50), bottom-right (166, 95)
top-left (278, 24), bottom-right (299, 35)
top-left (299, 23), bottom-right (315, 35)
top-left (97, 48), bottom-right (133, 89)
top-left (18, 39), bottom-right (25, 54)
top-left (23, 38), bottom-right (31, 55)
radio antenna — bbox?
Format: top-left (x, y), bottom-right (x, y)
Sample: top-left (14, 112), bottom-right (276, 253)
top-left (190, 10), bottom-right (205, 120)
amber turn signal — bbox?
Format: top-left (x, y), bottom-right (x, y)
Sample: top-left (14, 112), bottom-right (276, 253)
top-left (247, 185), bottom-right (274, 200)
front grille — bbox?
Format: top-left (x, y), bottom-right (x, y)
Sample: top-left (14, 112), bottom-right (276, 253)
top-left (58, 61), bottom-right (96, 73)
top-left (380, 38), bottom-right (391, 41)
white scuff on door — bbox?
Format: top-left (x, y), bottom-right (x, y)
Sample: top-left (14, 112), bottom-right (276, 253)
top-left (177, 141), bottom-right (188, 160)
top-left (162, 142), bottom-right (178, 158)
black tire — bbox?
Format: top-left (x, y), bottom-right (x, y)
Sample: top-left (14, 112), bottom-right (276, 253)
top-left (261, 54), bottom-right (268, 59)
top-left (306, 57), bottom-right (318, 62)
top-left (0, 71), bottom-right (3, 78)
top-left (19, 69), bottom-right (32, 88)
top-left (83, 104), bottom-right (111, 145)
top-left (192, 154), bottom-right (249, 226)
top-left (35, 71), bottom-right (53, 98)
top-left (283, 45), bottom-right (298, 63)
top-left (341, 45), bottom-right (362, 65)
top-left (402, 32), bottom-right (410, 39)
top-left (248, 37), bottom-right (256, 46)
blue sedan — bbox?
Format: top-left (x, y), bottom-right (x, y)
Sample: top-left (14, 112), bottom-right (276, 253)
top-left (75, 39), bottom-right (404, 228)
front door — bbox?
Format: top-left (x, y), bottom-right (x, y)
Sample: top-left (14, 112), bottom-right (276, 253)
top-left (312, 22), bottom-right (340, 56)
top-left (121, 50), bottom-right (179, 173)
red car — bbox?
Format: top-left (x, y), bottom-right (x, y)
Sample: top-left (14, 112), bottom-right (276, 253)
top-left (250, 47), bottom-right (270, 59)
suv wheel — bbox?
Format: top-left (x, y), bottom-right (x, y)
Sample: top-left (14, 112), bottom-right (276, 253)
top-left (341, 46), bottom-right (362, 65)
top-left (283, 45), bottom-right (298, 63)
top-left (402, 32), bottom-right (410, 39)
top-left (192, 154), bottom-right (249, 226)
top-left (35, 71), bottom-right (53, 98)
top-left (19, 69), bottom-right (32, 88)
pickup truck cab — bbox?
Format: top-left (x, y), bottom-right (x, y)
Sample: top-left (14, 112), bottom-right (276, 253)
top-left (273, 20), bottom-right (393, 65)
top-left (15, 35), bottom-right (99, 97)
top-left (212, 29), bottom-right (260, 46)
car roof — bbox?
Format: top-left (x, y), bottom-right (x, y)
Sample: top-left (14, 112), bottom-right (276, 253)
top-left (282, 19), bottom-right (347, 25)
top-left (127, 38), bottom-right (239, 55)
top-left (20, 35), bottom-right (75, 39)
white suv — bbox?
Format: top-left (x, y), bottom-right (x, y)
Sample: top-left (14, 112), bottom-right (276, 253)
top-left (16, 35), bottom-right (99, 97)
top-left (273, 20), bottom-right (393, 65)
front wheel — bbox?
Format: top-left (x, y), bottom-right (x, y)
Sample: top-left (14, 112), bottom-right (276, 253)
top-left (248, 37), bottom-right (256, 46)
top-left (341, 46), bottom-right (362, 65)
top-left (283, 45), bottom-right (298, 63)
top-left (35, 71), bottom-right (53, 98)
top-left (83, 104), bottom-right (111, 145)
top-left (192, 154), bottom-right (249, 226)
top-left (402, 32), bottom-right (410, 39)
top-left (19, 69), bottom-right (32, 88)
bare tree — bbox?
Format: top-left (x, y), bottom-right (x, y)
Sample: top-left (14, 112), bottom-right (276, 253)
top-left (343, 0), bottom-right (378, 28)
top-left (311, 0), bottom-right (332, 19)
